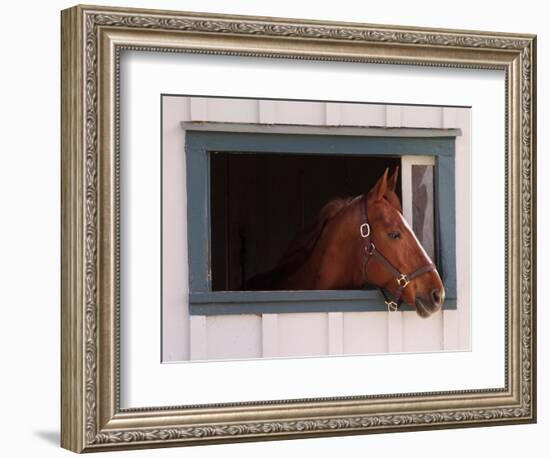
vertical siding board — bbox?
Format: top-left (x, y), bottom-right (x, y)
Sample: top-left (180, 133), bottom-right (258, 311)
top-left (189, 97), bottom-right (208, 121)
top-left (343, 312), bottom-right (388, 354)
top-left (385, 105), bottom-right (402, 127)
top-left (401, 106), bottom-right (443, 128)
top-left (325, 102), bottom-right (341, 125)
top-left (262, 314), bottom-right (279, 358)
top-left (328, 312), bottom-right (344, 355)
top-left (450, 110), bottom-right (463, 350)
top-left (454, 108), bottom-right (472, 350)
top-left (189, 316), bottom-right (207, 360)
top-left (442, 107), bottom-right (458, 128)
top-left (162, 97), bottom-right (191, 362)
top-left (205, 98), bottom-right (259, 123)
top-left (277, 313), bottom-right (328, 357)
top-left (403, 312), bottom-right (443, 352)
top-left (443, 310), bottom-right (460, 351)
top-left (387, 312), bottom-right (404, 352)
top-left (255, 99), bottom-right (261, 124)
top-left (273, 100), bottom-right (325, 125)
top-left (258, 100), bottom-right (278, 123)
top-left (340, 103), bottom-right (386, 126)
top-left (205, 315), bottom-right (262, 360)
top-left (259, 100), bottom-right (327, 125)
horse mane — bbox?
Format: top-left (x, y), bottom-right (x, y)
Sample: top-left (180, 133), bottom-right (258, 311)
top-left (278, 197), bottom-right (356, 271)
top-left (246, 197), bottom-right (357, 289)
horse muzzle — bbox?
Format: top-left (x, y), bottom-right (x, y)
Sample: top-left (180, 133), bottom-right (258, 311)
top-left (414, 287), bottom-right (445, 318)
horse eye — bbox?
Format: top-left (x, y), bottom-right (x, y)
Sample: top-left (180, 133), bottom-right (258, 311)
top-left (388, 231), bottom-right (401, 240)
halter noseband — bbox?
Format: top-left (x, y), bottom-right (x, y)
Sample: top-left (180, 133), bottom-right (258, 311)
top-left (360, 195), bottom-right (436, 312)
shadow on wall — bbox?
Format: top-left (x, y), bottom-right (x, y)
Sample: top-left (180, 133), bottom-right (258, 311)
top-left (33, 430), bottom-right (59, 447)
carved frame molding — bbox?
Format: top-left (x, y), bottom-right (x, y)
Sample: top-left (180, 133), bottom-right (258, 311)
top-left (61, 4), bottom-right (536, 453)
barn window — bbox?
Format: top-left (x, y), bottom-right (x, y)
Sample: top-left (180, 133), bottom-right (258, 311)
top-left (184, 126), bottom-right (458, 315)
top-left (210, 153), bottom-right (401, 292)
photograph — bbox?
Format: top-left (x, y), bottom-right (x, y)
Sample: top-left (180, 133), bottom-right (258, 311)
top-left (161, 96), bottom-right (468, 362)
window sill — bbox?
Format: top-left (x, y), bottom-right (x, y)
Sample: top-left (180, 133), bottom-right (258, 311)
top-left (189, 290), bottom-right (457, 315)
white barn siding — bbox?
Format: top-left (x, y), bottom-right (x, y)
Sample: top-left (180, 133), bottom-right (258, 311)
top-left (162, 96), bottom-right (470, 362)
top-left (336, 103), bottom-right (386, 126)
top-left (259, 99), bottom-right (326, 125)
top-left (444, 106), bottom-right (472, 351)
top-left (161, 97), bottom-right (190, 362)
top-left (400, 105), bottom-right (444, 128)
top-left (342, 312), bottom-right (388, 355)
top-left (277, 313), bottom-right (328, 357)
top-left (203, 98), bottom-right (259, 123)
top-left (402, 312), bottom-right (443, 352)
top-left (205, 315), bottom-right (262, 360)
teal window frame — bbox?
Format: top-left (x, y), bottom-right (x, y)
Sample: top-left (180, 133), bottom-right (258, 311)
top-left (184, 130), bottom-right (457, 315)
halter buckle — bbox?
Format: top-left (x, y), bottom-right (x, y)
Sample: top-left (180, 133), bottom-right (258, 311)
top-left (365, 242), bottom-right (376, 256)
top-left (360, 223), bottom-right (370, 238)
top-left (385, 300), bottom-right (399, 312)
top-left (397, 274), bottom-right (410, 288)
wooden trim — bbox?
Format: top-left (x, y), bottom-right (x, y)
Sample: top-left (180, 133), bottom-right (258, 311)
top-left (189, 291), bottom-right (457, 315)
top-left (180, 121), bottom-right (462, 138)
top-left (60, 6), bottom-right (85, 453)
top-left (184, 130), bottom-right (457, 315)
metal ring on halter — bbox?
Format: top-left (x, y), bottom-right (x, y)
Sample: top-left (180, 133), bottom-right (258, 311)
top-left (385, 300), bottom-right (399, 312)
top-left (359, 223), bottom-right (370, 238)
top-left (397, 273), bottom-right (410, 288)
top-left (366, 242), bottom-right (375, 256)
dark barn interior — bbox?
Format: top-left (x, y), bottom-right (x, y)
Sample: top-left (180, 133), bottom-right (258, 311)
top-left (210, 152), bottom-right (401, 291)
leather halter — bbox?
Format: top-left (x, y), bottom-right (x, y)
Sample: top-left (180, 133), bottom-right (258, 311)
top-left (360, 194), bottom-right (436, 312)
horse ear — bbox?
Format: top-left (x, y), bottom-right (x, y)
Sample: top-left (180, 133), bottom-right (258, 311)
top-left (371, 168), bottom-right (389, 201)
top-left (389, 166), bottom-right (399, 193)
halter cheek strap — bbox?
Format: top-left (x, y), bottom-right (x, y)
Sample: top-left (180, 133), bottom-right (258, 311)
top-left (361, 195), bottom-right (436, 312)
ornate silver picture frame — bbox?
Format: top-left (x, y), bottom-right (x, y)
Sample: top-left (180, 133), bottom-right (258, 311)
top-left (61, 4), bottom-right (536, 453)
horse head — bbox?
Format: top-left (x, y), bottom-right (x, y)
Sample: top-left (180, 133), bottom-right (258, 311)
top-left (364, 168), bottom-right (445, 318)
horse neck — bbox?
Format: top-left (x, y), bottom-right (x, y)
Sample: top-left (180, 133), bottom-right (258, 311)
top-left (312, 197), bottom-right (366, 289)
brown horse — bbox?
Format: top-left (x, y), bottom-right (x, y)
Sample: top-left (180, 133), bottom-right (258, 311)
top-left (246, 167), bottom-right (445, 318)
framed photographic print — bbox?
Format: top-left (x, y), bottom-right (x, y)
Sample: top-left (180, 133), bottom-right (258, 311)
top-left (61, 4), bottom-right (536, 453)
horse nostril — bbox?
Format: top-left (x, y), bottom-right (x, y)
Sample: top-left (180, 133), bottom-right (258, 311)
top-left (431, 289), bottom-right (443, 306)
